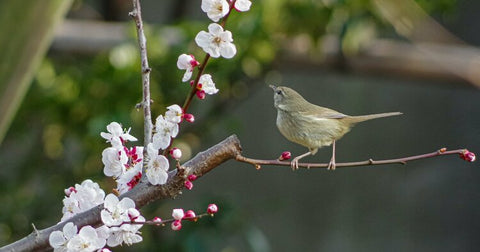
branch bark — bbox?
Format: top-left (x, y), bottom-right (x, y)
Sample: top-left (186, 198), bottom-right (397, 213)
top-left (129, 0), bottom-right (153, 167)
top-left (0, 135), bottom-right (242, 252)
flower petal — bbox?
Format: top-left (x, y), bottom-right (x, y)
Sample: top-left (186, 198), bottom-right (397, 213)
top-left (208, 23), bottom-right (224, 35)
top-left (220, 43), bottom-right (237, 58)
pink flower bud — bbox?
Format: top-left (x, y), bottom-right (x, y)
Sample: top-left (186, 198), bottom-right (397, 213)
top-left (171, 220), bottom-right (182, 231)
top-left (183, 113), bottom-right (195, 123)
top-left (99, 248), bottom-right (112, 252)
top-left (170, 148), bottom-right (182, 160)
top-left (172, 208), bottom-right (185, 220)
top-left (279, 151), bottom-right (291, 161)
top-left (128, 208), bottom-right (141, 221)
top-left (187, 174), bottom-right (197, 181)
top-left (184, 210), bottom-right (196, 220)
top-left (64, 186), bottom-right (76, 196)
top-left (184, 180), bottom-right (194, 190)
top-left (460, 150), bottom-right (476, 162)
top-left (207, 204), bottom-right (218, 214)
top-left (196, 90), bottom-right (206, 99)
top-left (153, 216), bottom-right (162, 225)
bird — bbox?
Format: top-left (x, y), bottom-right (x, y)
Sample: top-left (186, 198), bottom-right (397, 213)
top-left (270, 85), bottom-right (402, 170)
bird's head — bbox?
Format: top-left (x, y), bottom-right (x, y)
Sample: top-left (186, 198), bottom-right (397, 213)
top-left (269, 85), bottom-right (307, 111)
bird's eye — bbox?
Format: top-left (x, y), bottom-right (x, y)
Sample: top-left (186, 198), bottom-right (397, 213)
top-left (276, 90), bottom-right (282, 95)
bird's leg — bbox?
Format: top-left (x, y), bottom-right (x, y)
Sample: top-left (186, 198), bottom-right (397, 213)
top-left (327, 140), bottom-right (336, 170)
top-left (291, 151), bottom-right (312, 170)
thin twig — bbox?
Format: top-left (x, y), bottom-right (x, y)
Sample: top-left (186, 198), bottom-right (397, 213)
top-left (182, 54), bottom-right (211, 112)
top-left (130, 0), bottom-right (153, 173)
top-left (110, 212), bottom-right (214, 227)
top-left (236, 148), bottom-right (473, 170)
top-left (182, 0), bottom-right (236, 112)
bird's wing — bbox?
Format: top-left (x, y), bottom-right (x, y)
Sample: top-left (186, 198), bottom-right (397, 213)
top-left (299, 105), bottom-right (348, 120)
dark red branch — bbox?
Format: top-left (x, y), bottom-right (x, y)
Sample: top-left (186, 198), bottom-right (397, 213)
top-left (236, 148), bottom-right (475, 170)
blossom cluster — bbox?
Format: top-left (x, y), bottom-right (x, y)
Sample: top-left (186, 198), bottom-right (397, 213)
top-left (61, 180), bottom-right (105, 221)
top-left (101, 122), bottom-right (143, 194)
top-left (54, 186), bottom-right (144, 251)
top-left (52, 190), bottom-right (219, 251)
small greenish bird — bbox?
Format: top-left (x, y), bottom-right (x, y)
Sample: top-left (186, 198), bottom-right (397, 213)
top-left (270, 85), bottom-right (402, 170)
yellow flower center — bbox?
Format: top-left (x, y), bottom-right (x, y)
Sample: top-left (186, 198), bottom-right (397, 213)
top-left (213, 36), bottom-right (222, 45)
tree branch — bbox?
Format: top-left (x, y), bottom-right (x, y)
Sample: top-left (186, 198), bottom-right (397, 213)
top-left (236, 148), bottom-right (474, 169)
top-left (0, 135), bottom-right (242, 252)
top-left (129, 0), bottom-right (153, 172)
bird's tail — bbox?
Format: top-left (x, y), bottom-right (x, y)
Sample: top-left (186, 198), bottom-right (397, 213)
top-left (346, 112), bottom-right (402, 124)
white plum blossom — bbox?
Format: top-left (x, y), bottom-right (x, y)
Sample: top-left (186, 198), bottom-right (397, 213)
top-left (146, 143), bottom-right (169, 185)
top-left (198, 74), bottom-right (219, 95)
top-left (201, 0), bottom-right (230, 22)
top-left (67, 225), bottom-right (106, 252)
top-left (195, 23), bottom-right (237, 58)
top-left (100, 122), bottom-right (137, 148)
top-left (152, 115), bottom-right (179, 150)
top-left (95, 225), bottom-right (111, 241)
top-left (235, 0), bottom-right (251, 12)
top-left (176, 54), bottom-right (199, 82)
top-left (115, 162), bottom-right (142, 194)
top-left (75, 179), bottom-right (106, 209)
top-left (62, 197), bottom-right (81, 222)
top-left (165, 104), bottom-right (183, 124)
top-left (61, 180), bottom-right (105, 221)
top-left (106, 219), bottom-right (144, 247)
top-left (101, 194), bottom-right (137, 227)
top-left (49, 222), bottom-right (77, 251)
top-left (101, 147), bottom-right (128, 178)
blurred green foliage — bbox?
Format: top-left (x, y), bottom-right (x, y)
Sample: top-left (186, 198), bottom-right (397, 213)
top-left (0, 0), bottom-right (457, 249)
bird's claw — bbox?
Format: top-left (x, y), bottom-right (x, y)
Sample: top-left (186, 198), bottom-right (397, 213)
top-left (327, 159), bottom-right (336, 171)
top-left (290, 158), bottom-right (300, 171)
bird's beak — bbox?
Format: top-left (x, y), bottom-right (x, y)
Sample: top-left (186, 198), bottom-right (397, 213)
top-left (269, 85), bottom-right (277, 91)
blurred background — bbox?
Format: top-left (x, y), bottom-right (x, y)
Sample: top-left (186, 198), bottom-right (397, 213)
top-left (1, 0), bottom-right (479, 251)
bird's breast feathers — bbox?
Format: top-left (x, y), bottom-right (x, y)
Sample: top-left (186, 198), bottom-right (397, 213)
top-left (276, 110), bottom-right (349, 149)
